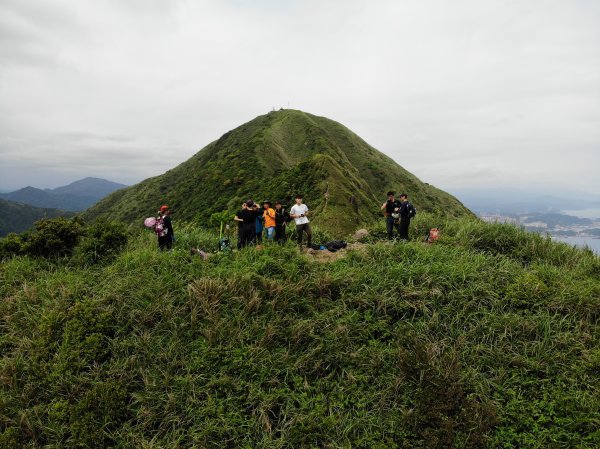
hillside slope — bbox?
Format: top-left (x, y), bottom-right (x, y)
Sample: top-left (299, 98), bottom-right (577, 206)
top-left (83, 110), bottom-right (472, 233)
top-left (1, 215), bottom-right (598, 448)
top-left (0, 198), bottom-right (74, 236)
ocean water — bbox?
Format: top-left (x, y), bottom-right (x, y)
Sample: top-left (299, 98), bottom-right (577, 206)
top-left (551, 236), bottom-right (600, 254)
top-left (561, 208), bottom-right (600, 219)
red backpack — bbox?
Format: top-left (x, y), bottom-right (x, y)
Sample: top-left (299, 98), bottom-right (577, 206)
top-left (426, 228), bottom-right (440, 243)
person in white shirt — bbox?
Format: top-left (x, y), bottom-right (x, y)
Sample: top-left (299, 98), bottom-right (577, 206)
top-left (289, 194), bottom-right (312, 248)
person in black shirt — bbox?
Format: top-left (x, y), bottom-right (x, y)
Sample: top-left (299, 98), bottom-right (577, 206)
top-left (234, 200), bottom-right (262, 249)
top-left (380, 191), bottom-right (401, 240)
top-left (157, 205), bottom-right (174, 251)
top-left (274, 201), bottom-right (290, 243)
top-left (398, 193), bottom-right (412, 241)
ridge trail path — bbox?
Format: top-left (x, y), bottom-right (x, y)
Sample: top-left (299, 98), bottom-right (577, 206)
top-left (304, 241), bottom-right (368, 262)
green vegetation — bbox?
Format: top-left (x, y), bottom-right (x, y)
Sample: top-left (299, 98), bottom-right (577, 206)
top-left (0, 198), bottom-right (74, 237)
top-left (83, 110), bottom-right (472, 235)
top-left (1, 215), bottom-right (598, 448)
top-left (0, 218), bottom-right (128, 263)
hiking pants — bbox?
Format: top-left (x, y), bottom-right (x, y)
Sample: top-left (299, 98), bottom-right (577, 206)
top-left (296, 223), bottom-right (312, 247)
top-left (275, 225), bottom-right (287, 243)
top-left (238, 225), bottom-right (255, 249)
top-left (265, 226), bottom-right (275, 240)
top-left (386, 216), bottom-right (399, 239)
top-left (158, 234), bottom-right (173, 251)
top-left (399, 218), bottom-right (410, 240)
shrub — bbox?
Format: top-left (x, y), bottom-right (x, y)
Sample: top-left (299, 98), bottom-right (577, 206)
top-left (0, 233), bottom-right (24, 259)
top-left (22, 218), bottom-right (83, 258)
top-left (75, 220), bottom-right (128, 265)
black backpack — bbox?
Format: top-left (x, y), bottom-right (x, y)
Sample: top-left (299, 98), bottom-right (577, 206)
top-left (407, 203), bottom-right (417, 218)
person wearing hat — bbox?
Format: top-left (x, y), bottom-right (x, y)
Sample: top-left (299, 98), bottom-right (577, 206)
top-left (234, 200), bottom-right (262, 249)
top-left (262, 201), bottom-right (276, 241)
top-left (156, 205), bottom-right (174, 250)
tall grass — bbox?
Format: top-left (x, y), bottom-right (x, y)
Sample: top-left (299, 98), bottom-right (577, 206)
top-left (0, 217), bottom-right (598, 448)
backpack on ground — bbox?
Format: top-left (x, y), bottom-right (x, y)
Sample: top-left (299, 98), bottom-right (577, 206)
top-left (425, 228), bottom-right (440, 243)
top-left (219, 237), bottom-right (231, 252)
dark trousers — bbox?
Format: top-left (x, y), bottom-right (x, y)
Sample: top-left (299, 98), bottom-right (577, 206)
top-left (158, 235), bottom-right (173, 251)
top-left (275, 225), bottom-right (287, 243)
top-left (296, 223), bottom-right (312, 247)
top-left (238, 225), bottom-right (255, 249)
top-left (386, 216), bottom-right (399, 239)
top-left (399, 218), bottom-right (410, 240)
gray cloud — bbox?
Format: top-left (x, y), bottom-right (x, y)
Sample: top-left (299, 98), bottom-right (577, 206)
top-left (0, 0), bottom-right (598, 195)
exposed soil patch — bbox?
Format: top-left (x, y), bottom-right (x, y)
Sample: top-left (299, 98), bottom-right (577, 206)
top-left (304, 242), bottom-right (368, 263)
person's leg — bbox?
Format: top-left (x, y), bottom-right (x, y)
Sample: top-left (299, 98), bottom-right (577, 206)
top-left (399, 219), bottom-right (410, 240)
top-left (266, 227), bottom-right (275, 240)
top-left (386, 216), bottom-right (394, 239)
top-left (238, 229), bottom-right (244, 249)
top-left (275, 225), bottom-right (282, 242)
top-left (305, 223), bottom-right (312, 248)
top-left (242, 226), bottom-right (253, 248)
top-left (296, 224), bottom-right (305, 246)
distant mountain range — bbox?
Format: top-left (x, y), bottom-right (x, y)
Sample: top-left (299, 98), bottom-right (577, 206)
top-left (0, 198), bottom-right (75, 237)
top-left (0, 177), bottom-right (127, 212)
top-left (83, 110), bottom-right (472, 234)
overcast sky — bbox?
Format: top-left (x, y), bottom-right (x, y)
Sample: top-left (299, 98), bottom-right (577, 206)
top-left (1, 0), bottom-right (599, 195)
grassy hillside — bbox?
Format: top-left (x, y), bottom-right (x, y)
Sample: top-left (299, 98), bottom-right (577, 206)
top-left (0, 198), bottom-right (74, 237)
top-left (83, 110), bottom-right (472, 234)
top-left (1, 215), bottom-right (598, 448)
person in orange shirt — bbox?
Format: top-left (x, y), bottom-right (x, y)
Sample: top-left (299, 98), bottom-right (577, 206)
top-left (262, 201), bottom-right (276, 240)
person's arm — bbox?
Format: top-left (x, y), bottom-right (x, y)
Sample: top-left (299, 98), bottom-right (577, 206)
top-left (234, 212), bottom-right (243, 222)
top-left (165, 216), bottom-right (174, 234)
top-left (380, 202), bottom-right (387, 211)
top-left (290, 206), bottom-right (299, 219)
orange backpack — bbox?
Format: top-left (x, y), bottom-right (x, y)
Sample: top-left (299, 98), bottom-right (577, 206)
top-left (426, 228), bottom-right (440, 243)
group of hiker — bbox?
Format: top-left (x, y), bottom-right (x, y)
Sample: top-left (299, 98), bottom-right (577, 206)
top-left (380, 191), bottom-right (416, 241)
top-left (150, 191), bottom-right (416, 251)
top-left (233, 194), bottom-right (312, 249)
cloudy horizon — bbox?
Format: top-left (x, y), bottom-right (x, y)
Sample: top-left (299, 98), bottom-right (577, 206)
top-left (1, 0), bottom-right (599, 196)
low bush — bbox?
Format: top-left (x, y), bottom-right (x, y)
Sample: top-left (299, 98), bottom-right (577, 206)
top-left (0, 232), bottom-right (24, 259)
top-left (21, 217), bottom-right (83, 258)
top-left (74, 220), bottom-right (128, 265)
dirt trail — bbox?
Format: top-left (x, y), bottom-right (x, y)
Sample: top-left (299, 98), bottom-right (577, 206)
top-left (304, 242), bottom-right (368, 263)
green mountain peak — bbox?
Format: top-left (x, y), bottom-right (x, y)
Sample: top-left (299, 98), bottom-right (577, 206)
top-left (84, 110), bottom-right (472, 232)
